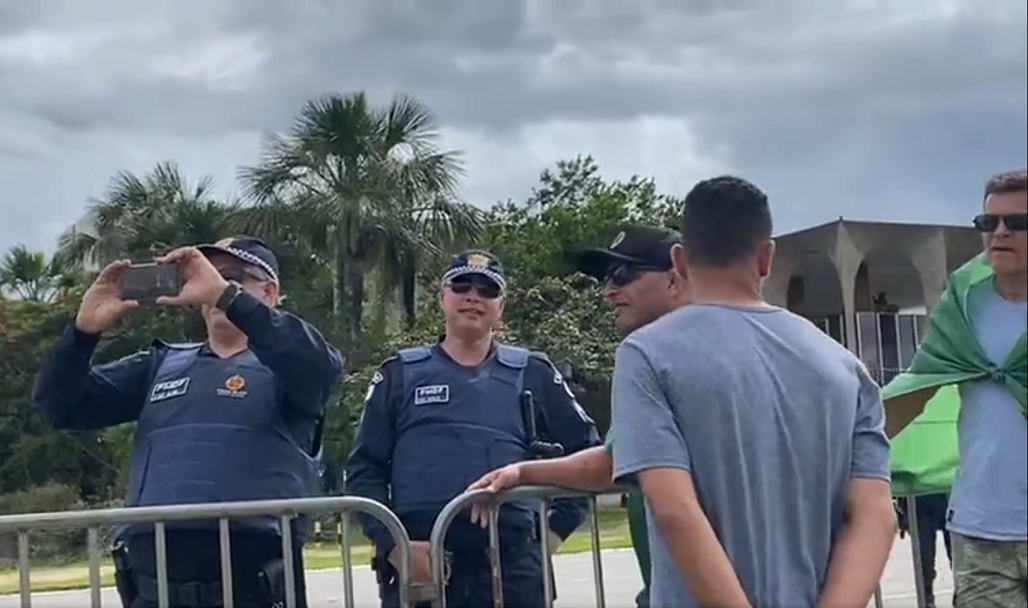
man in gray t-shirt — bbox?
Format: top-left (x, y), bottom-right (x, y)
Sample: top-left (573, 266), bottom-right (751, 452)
top-left (610, 176), bottom-right (897, 608)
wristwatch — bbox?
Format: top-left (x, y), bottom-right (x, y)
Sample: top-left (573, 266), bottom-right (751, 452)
top-left (215, 281), bottom-right (243, 312)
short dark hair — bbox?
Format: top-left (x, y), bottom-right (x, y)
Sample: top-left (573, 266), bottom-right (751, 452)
top-left (681, 175), bottom-right (772, 268)
top-left (984, 169), bottom-right (1028, 201)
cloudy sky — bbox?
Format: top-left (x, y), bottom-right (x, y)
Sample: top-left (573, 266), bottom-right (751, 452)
top-left (1, 0), bottom-right (1025, 254)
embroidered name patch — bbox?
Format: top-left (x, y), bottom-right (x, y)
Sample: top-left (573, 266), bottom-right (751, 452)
top-left (150, 378), bottom-right (190, 403)
top-left (414, 384), bottom-right (450, 406)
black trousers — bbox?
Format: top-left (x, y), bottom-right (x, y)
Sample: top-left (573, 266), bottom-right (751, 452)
top-left (914, 494), bottom-right (953, 599)
top-left (380, 541), bottom-right (547, 608)
top-left (123, 529), bottom-right (307, 608)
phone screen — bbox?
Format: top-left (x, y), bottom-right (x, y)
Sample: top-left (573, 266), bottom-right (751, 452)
top-left (118, 263), bottom-right (181, 301)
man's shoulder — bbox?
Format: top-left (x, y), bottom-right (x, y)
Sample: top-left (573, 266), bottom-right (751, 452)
top-left (621, 305), bottom-right (703, 358)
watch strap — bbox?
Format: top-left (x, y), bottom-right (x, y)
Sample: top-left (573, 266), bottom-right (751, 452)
top-left (215, 282), bottom-right (242, 312)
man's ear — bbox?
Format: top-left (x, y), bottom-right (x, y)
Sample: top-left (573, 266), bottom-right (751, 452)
top-left (758, 239), bottom-right (776, 280)
top-left (265, 282), bottom-right (282, 307)
top-left (671, 243), bottom-right (688, 279)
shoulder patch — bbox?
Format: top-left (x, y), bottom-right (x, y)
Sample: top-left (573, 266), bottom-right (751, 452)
top-left (398, 346), bottom-right (432, 364)
top-left (364, 369), bottom-right (386, 402)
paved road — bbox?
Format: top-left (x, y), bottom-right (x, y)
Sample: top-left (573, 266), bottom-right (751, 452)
top-left (1, 535), bottom-right (952, 607)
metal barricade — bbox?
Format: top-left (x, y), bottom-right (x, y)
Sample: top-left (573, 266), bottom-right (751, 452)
top-left (429, 486), bottom-right (891, 608)
top-left (0, 496), bottom-right (414, 608)
top-left (428, 486), bottom-right (615, 608)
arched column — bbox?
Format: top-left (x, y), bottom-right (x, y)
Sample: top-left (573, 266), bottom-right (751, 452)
top-left (830, 226), bottom-right (865, 352)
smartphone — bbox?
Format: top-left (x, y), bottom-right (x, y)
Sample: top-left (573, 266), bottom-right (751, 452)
top-left (117, 263), bottom-right (181, 302)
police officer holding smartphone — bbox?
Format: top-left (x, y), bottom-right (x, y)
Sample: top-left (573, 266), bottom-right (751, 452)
top-left (33, 237), bottom-right (344, 608)
top-left (346, 250), bottom-right (602, 608)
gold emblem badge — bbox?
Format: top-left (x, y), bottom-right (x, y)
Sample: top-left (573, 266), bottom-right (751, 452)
top-left (224, 375), bottom-right (246, 391)
top-left (466, 253), bottom-right (490, 268)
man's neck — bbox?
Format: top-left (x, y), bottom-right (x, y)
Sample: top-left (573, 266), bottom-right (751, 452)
top-left (995, 271), bottom-right (1028, 302)
top-left (688, 270), bottom-right (765, 308)
top-left (207, 327), bottom-right (249, 358)
top-left (441, 333), bottom-right (493, 366)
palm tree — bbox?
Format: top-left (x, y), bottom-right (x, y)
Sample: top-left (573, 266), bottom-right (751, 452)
top-left (239, 91), bottom-right (483, 341)
top-left (57, 161), bottom-right (242, 268)
top-left (0, 246), bottom-right (70, 302)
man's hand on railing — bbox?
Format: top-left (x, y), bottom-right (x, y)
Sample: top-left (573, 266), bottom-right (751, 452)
top-left (389, 540), bottom-right (433, 584)
top-left (467, 463), bottom-right (524, 526)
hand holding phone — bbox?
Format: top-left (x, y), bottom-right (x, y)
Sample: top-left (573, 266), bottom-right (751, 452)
top-left (117, 263), bottom-right (182, 302)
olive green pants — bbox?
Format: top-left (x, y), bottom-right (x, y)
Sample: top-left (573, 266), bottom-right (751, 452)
top-left (951, 533), bottom-right (1027, 608)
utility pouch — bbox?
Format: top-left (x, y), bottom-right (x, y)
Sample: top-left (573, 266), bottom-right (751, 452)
top-left (112, 540), bottom-right (137, 608)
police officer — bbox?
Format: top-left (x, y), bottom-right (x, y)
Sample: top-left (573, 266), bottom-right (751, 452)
top-left (33, 237), bottom-right (343, 608)
top-left (346, 249), bottom-right (602, 608)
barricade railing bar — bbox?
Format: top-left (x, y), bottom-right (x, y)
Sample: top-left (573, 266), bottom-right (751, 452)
top-left (428, 486), bottom-right (623, 608)
top-left (429, 485), bottom-right (891, 608)
top-left (0, 496), bottom-right (414, 608)
top-left (0, 489), bottom-right (920, 608)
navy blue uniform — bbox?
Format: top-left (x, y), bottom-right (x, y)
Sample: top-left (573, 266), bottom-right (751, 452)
top-left (346, 342), bottom-right (600, 608)
top-left (33, 289), bottom-right (343, 608)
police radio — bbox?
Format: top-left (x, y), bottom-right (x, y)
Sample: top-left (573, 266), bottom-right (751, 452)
top-left (520, 390), bottom-right (565, 459)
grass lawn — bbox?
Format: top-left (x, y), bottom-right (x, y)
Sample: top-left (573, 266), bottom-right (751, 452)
top-left (0, 507), bottom-right (632, 595)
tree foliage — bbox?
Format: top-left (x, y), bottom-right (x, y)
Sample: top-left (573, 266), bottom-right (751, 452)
top-left (0, 93), bottom-right (685, 537)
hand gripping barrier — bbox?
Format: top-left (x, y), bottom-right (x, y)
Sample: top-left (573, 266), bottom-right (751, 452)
top-left (429, 486), bottom-right (891, 608)
top-left (0, 496), bottom-right (414, 608)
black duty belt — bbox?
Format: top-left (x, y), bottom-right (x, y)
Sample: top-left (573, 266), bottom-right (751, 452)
top-left (136, 575), bottom-right (222, 608)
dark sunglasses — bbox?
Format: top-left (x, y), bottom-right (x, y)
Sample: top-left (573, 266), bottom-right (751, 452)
top-left (973, 213), bottom-right (1028, 233)
top-left (218, 267), bottom-right (267, 283)
top-left (604, 263), bottom-right (667, 287)
top-left (448, 277), bottom-right (502, 299)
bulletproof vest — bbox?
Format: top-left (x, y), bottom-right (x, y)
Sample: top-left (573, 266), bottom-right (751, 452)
top-left (126, 344), bottom-right (323, 535)
top-left (390, 344), bottom-right (535, 518)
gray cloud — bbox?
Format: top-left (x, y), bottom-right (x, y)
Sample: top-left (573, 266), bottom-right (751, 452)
top-left (0, 0), bottom-right (1025, 253)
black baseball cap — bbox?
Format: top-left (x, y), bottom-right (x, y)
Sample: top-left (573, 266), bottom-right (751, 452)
top-left (197, 236), bottom-right (280, 284)
top-left (442, 249), bottom-right (506, 292)
top-left (572, 225), bottom-right (682, 280)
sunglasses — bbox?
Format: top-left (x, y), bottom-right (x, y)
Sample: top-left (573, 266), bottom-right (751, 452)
top-left (604, 263), bottom-right (667, 287)
top-left (448, 278), bottom-right (502, 299)
top-left (218, 267), bottom-right (267, 283)
top-left (973, 213), bottom-right (1028, 233)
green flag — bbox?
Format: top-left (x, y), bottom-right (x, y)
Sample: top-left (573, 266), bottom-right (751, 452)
top-left (882, 252), bottom-right (1027, 496)
top-left (889, 385), bottom-right (960, 496)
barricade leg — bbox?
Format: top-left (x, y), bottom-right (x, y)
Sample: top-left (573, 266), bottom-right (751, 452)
top-left (17, 531), bottom-right (30, 608)
top-left (87, 527), bottom-right (103, 608)
top-left (587, 497), bottom-right (607, 608)
top-left (537, 500), bottom-right (554, 608)
top-left (218, 518), bottom-right (234, 608)
top-left (905, 495), bottom-right (928, 608)
top-left (487, 506), bottom-right (504, 608)
top-left (874, 582), bottom-right (885, 608)
top-left (154, 522), bottom-right (170, 608)
top-left (340, 513), bottom-right (356, 608)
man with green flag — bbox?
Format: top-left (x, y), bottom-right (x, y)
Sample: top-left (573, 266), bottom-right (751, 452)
top-left (466, 225), bottom-right (688, 608)
top-left (884, 169), bottom-right (1027, 608)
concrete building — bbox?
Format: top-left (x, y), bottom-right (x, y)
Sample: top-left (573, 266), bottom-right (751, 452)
top-left (765, 218), bottom-right (982, 382)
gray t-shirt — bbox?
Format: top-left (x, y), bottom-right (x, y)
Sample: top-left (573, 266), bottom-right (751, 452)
top-left (611, 303), bottom-right (890, 608)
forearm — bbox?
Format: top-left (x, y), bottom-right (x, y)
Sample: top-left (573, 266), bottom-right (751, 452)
top-left (520, 447), bottom-right (617, 493)
top-left (817, 505), bottom-right (897, 608)
top-left (653, 508), bottom-right (752, 608)
top-left (33, 325), bottom-right (141, 430)
top-left (225, 291), bottom-right (343, 411)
